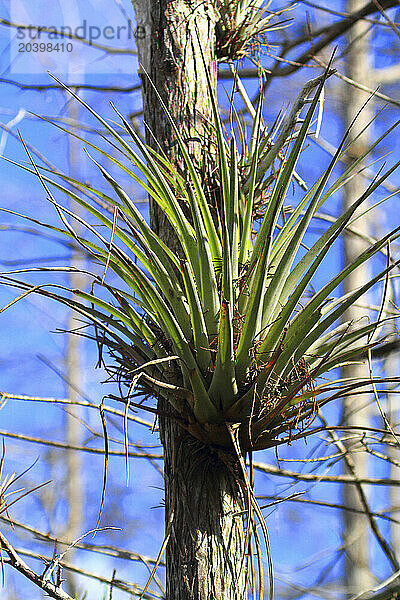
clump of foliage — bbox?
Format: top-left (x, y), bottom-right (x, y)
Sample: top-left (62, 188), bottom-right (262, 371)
top-left (214, 0), bottom-right (293, 60)
top-left (2, 68), bottom-right (399, 455)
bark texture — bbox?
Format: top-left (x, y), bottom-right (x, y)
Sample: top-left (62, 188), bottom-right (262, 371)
top-left (134, 0), bottom-right (218, 243)
top-left (162, 433), bottom-right (246, 600)
top-left (132, 2), bottom-right (247, 598)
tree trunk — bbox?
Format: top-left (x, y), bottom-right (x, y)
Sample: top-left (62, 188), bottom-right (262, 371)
top-left (161, 426), bottom-right (246, 600)
top-left (132, 2), bottom-right (247, 598)
top-left (63, 92), bottom-right (85, 598)
top-left (134, 0), bottom-right (218, 242)
top-left (342, 0), bottom-right (374, 591)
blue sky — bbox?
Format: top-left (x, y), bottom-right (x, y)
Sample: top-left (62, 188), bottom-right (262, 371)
top-left (0, 1), bottom-right (400, 598)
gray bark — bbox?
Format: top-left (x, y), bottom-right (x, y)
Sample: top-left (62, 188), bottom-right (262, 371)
top-left (132, 2), bottom-right (247, 598)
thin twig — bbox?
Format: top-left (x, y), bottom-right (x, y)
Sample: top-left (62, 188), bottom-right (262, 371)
top-left (0, 18), bottom-right (137, 54)
top-left (270, 0), bottom-right (400, 78)
top-left (253, 461), bottom-right (400, 486)
top-left (0, 392), bottom-right (155, 429)
top-left (0, 77), bottom-right (141, 93)
top-left (319, 413), bottom-right (399, 571)
top-left (0, 430), bottom-right (163, 459)
top-left (0, 531), bottom-right (74, 600)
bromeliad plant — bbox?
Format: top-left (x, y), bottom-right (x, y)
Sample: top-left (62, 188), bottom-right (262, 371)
top-left (2, 68), bottom-right (400, 452)
top-left (214, 0), bottom-right (293, 60)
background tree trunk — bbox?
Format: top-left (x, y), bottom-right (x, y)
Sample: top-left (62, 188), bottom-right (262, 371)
top-left (62, 92), bottom-right (84, 599)
top-left (133, 2), bottom-right (247, 598)
top-left (342, 0), bottom-right (374, 591)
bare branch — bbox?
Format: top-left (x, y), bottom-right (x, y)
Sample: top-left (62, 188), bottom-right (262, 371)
top-left (298, 0), bottom-right (400, 27)
top-left (257, 495), bottom-right (400, 525)
top-left (320, 413), bottom-right (399, 570)
top-left (313, 56), bottom-right (400, 108)
top-left (0, 77), bottom-right (141, 93)
top-left (0, 516), bottom-right (163, 566)
top-left (371, 0), bottom-right (400, 42)
top-left (350, 568), bottom-right (400, 599)
top-left (217, 68), bottom-right (267, 79)
top-left (271, 0), bottom-right (400, 79)
top-left (0, 392), bottom-right (155, 429)
top-left (253, 461), bottom-right (400, 486)
top-left (0, 530), bottom-right (74, 600)
top-left (7, 543), bottom-right (160, 598)
top-left (0, 18), bottom-right (137, 54)
top-left (0, 429), bottom-right (163, 459)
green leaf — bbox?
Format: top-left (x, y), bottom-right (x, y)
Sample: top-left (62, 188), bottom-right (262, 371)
top-left (208, 299), bottom-right (237, 411)
top-left (180, 260), bottom-right (212, 372)
top-left (258, 161), bottom-right (400, 355)
top-left (132, 82), bottom-right (222, 266)
top-left (275, 252), bottom-right (400, 385)
top-left (228, 137), bottom-right (239, 282)
top-left (250, 65), bottom-right (330, 269)
top-left (235, 238), bottom-right (270, 382)
top-left (239, 95), bottom-right (262, 266)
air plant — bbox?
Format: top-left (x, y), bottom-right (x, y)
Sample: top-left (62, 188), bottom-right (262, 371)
top-left (214, 0), bottom-right (294, 60)
top-left (1, 67), bottom-right (399, 455)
